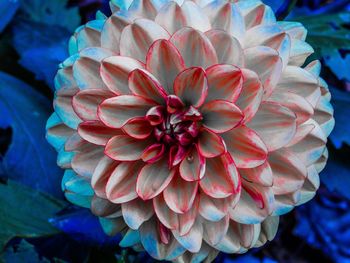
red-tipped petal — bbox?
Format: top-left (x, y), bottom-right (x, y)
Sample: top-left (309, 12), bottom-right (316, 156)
top-left (179, 144), bottom-right (206, 181)
top-left (106, 161), bottom-right (144, 203)
top-left (78, 121), bottom-right (123, 146)
top-left (105, 135), bottom-right (153, 161)
top-left (128, 68), bottom-right (167, 103)
top-left (198, 128), bottom-right (226, 158)
top-left (205, 64), bottom-right (243, 103)
top-left (146, 39), bottom-right (185, 94)
top-left (141, 143), bottom-right (165, 163)
top-left (163, 174), bottom-right (198, 214)
top-left (98, 95), bottom-right (157, 129)
top-left (201, 100), bottom-right (243, 133)
top-left (72, 89), bottom-right (114, 121)
top-left (173, 67), bottom-right (208, 108)
top-left (136, 159), bottom-right (176, 200)
top-left (222, 125), bottom-right (267, 169)
top-left (122, 117), bottom-right (154, 139)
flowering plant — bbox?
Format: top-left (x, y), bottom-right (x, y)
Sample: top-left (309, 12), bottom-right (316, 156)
top-left (46, 0), bottom-right (334, 261)
top-left (0, 0), bottom-right (349, 262)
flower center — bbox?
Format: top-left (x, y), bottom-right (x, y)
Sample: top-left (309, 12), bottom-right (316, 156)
top-left (154, 106), bottom-right (202, 147)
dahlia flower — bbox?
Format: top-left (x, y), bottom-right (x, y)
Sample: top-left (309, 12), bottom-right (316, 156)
top-left (46, 0), bottom-right (334, 261)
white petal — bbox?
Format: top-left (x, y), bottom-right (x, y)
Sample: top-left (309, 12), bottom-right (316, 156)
top-left (122, 199), bottom-right (154, 229)
top-left (120, 18), bottom-right (170, 62)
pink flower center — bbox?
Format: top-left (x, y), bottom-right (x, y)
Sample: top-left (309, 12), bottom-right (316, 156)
top-left (144, 95), bottom-right (203, 167)
top-left (154, 107), bottom-right (202, 146)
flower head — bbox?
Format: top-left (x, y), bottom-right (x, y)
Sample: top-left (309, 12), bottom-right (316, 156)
top-left (47, 0), bottom-right (334, 261)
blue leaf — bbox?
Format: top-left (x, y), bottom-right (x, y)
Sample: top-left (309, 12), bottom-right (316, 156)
top-left (49, 206), bottom-right (121, 246)
top-left (321, 155), bottom-right (350, 200)
top-left (329, 87), bottom-right (350, 148)
top-left (12, 21), bottom-right (70, 88)
top-left (324, 51), bottom-right (350, 81)
top-left (0, 0), bottom-right (19, 33)
top-left (18, 0), bottom-right (80, 33)
top-left (0, 71), bottom-right (63, 198)
top-left (294, 191), bottom-right (350, 263)
top-left (262, 0), bottom-right (284, 12)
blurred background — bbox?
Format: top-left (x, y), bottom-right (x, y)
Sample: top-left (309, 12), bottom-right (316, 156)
top-left (1, 0), bottom-right (350, 262)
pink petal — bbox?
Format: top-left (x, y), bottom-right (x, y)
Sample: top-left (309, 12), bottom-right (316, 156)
top-left (179, 1), bottom-right (211, 31)
top-left (129, 68), bottom-right (167, 103)
top-left (275, 66), bottom-right (321, 108)
top-left (136, 159), bottom-right (176, 200)
top-left (101, 14), bottom-right (130, 53)
top-left (285, 122), bottom-right (315, 147)
top-left (238, 161), bottom-right (273, 187)
top-left (122, 117), bottom-right (154, 139)
top-left (163, 174), bottom-right (198, 214)
top-left (205, 30), bottom-right (244, 67)
top-left (106, 161), bottom-right (144, 203)
top-left (203, 216), bottom-right (229, 246)
top-left (238, 1), bottom-right (276, 29)
top-left (234, 69), bottom-right (263, 123)
top-left (146, 39), bottom-right (185, 94)
top-left (244, 25), bottom-right (291, 69)
top-left (199, 154), bottom-right (238, 198)
top-left (91, 195), bottom-right (121, 217)
top-left (122, 199), bottom-right (154, 230)
top-left (154, 194), bottom-right (199, 236)
top-left (91, 155), bottom-right (119, 198)
top-left (146, 105), bottom-right (165, 126)
top-left (201, 100), bottom-right (243, 133)
top-left (120, 19), bottom-right (170, 63)
top-left (173, 67), bottom-right (208, 108)
top-left (204, 2), bottom-right (245, 40)
top-left (279, 21), bottom-right (307, 41)
top-left (244, 46), bottom-right (282, 98)
top-left (168, 145), bottom-right (187, 167)
top-left (128, 0), bottom-right (157, 20)
top-left (155, 1), bottom-right (210, 34)
top-left (229, 180), bottom-right (275, 224)
top-left (98, 95), bottom-right (157, 129)
top-left (54, 94), bottom-right (81, 129)
top-left (247, 102), bottom-right (296, 151)
top-left (154, 2), bottom-right (186, 34)
top-left (179, 144), bottom-right (206, 181)
top-left (198, 191), bottom-right (230, 222)
top-left (268, 90), bottom-right (314, 125)
top-left (71, 144), bottom-right (104, 178)
top-left (105, 135), bottom-right (153, 161)
top-left (213, 220), bottom-right (240, 253)
top-left (269, 148), bottom-right (307, 195)
top-left (153, 194), bottom-right (179, 230)
top-left (100, 56), bottom-right (143, 95)
top-left (170, 27), bottom-right (218, 68)
top-left (78, 121), bottom-right (123, 146)
top-left (197, 128), bottom-right (226, 158)
top-left (72, 89), bottom-right (114, 121)
top-left (73, 47), bottom-right (115, 90)
top-left (139, 217), bottom-right (186, 260)
top-left (172, 220), bottom-right (203, 253)
top-left (205, 64), bottom-right (243, 103)
top-left (64, 133), bottom-right (85, 152)
top-left (141, 143), bottom-right (165, 163)
top-left (222, 125), bottom-right (267, 169)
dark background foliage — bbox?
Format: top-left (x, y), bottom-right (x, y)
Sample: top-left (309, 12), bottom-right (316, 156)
top-left (1, 0), bottom-right (350, 262)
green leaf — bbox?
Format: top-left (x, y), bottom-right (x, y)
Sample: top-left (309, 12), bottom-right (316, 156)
top-left (295, 12), bottom-right (350, 57)
top-left (0, 181), bottom-right (66, 250)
